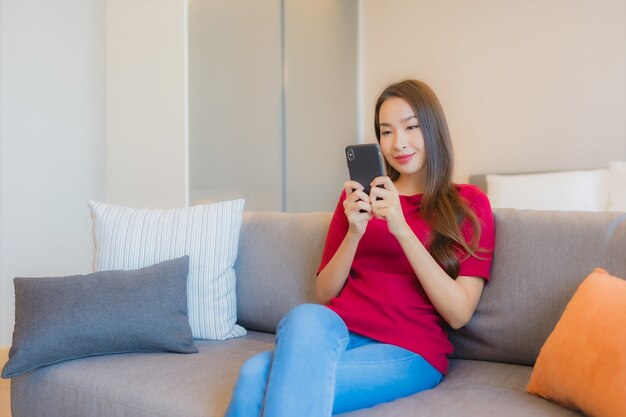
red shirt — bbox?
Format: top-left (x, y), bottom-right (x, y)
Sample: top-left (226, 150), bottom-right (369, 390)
top-left (316, 184), bottom-right (495, 374)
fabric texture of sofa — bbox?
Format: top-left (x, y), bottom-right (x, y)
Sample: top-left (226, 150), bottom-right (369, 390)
top-left (10, 208), bottom-right (626, 417)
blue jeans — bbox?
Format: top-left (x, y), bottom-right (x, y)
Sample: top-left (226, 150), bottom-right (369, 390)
top-left (224, 304), bottom-right (443, 417)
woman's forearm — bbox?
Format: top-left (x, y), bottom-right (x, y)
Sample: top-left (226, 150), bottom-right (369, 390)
top-left (394, 229), bottom-right (477, 329)
top-left (315, 233), bottom-right (361, 304)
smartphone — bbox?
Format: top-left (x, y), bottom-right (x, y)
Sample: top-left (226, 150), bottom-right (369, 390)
top-left (345, 143), bottom-right (386, 194)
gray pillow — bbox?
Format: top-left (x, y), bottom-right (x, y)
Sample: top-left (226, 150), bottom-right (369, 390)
top-left (1, 256), bottom-right (198, 378)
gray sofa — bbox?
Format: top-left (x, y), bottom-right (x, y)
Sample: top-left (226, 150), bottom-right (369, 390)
top-left (11, 208), bottom-right (626, 417)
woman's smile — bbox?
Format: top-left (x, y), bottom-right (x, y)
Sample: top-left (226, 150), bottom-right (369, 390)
top-left (394, 153), bottom-right (415, 164)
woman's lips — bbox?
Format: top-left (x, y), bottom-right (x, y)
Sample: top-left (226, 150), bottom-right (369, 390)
top-left (394, 153), bottom-right (415, 164)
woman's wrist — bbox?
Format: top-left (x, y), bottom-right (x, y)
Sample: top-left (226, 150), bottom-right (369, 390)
top-left (346, 227), bottom-right (364, 242)
top-left (391, 221), bottom-right (414, 241)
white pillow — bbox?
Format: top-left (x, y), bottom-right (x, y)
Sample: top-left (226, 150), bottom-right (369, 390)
top-left (88, 199), bottom-right (247, 340)
top-left (608, 161), bottom-right (626, 212)
top-left (486, 170), bottom-right (609, 211)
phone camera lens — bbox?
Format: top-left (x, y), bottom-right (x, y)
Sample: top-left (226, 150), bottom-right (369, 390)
top-left (347, 149), bottom-right (355, 161)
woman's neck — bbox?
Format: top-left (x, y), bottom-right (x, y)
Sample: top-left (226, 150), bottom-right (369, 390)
top-left (394, 174), bottom-right (426, 196)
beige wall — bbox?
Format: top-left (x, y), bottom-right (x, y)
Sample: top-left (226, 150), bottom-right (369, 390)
top-left (189, 0), bottom-right (358, 213)
top-left (361, 0), bottom-right (626, 183)
top-left (0, 0), bottom-right (106, 346)
top-left (0, 0), bottom-right (188, 345)
top-left (105, 0), bottom-right (188, 209)
top-left (284, 0), bottom-right (358, 212)
top-left (188, 0), bottom-right (283, 210)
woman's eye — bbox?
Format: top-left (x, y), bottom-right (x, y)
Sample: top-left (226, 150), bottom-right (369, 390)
top-left (407, 125), bottom-right (420, 131)
top-left (381, 130), bottom-right (391, 136)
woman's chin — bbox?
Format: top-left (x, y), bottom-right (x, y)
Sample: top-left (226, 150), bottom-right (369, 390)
top-left (390, 164), bottom-right (427, 179)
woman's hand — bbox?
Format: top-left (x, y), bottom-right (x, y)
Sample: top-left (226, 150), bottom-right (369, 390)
top-left (369, 176), bottom-right (410, 237)
top-left (343, 181), bottom-right (373, 238)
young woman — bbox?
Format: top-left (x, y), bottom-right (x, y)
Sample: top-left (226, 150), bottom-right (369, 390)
top-left (225, 79), bottom-right (495, 417)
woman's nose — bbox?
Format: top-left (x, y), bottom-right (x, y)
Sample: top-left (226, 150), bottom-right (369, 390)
top-left (393, 132), bottom-right (408, 149)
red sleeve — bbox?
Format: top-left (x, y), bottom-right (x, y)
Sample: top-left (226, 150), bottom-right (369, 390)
top-left (457, 185), bottom-right (495, 281)
top-left (316, 190), bottom-right (349, 275)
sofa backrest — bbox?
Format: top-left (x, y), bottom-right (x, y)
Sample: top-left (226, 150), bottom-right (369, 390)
top-left (235, 209), bottom-right (626, 366)
top-left (235, 211), bottom-right (332, 333)
top-left (449, 209), bottom-right (626, 366)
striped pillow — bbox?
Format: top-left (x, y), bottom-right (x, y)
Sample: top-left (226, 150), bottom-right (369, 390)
top-left (88, 199), bottom-right (247, 340)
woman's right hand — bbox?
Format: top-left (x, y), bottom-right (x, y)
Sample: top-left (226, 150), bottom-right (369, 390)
top-left (343, 181), bottom-right (373, 238)
top-left (316, 182), bottom-right (370, 303)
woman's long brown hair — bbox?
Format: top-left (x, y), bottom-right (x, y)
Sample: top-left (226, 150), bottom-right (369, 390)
top-left (374, 80), bottom-right (485, 278)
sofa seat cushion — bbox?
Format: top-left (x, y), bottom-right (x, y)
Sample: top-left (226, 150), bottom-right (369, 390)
top-left (11, 332), bottom-right (275, 417)
top-left (339, 360), bottom-right (584, 417)
top-left (13, 331), bottom-right (583, 417)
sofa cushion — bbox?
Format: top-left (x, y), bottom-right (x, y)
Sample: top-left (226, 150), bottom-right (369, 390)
top-left (449, 209), bottom-right (626, 366)
top-left (10, 342), bottom-right (582, 417)
top-left (608, 161), bottom-right (626, 212)
top-left (2, 257), bottom-right (197, 379)
top-left (10, 332), bottom-right (275, 417)
top-left (235, 211), bottom-right (332, 332)
top-left (486, 169), bottom-right (609, 211)
top-left (527, 268), bottom-right (626, 417)
top-left (89, 199), bottom-right (246, 340)
top-left (341, 360), bottom-right (583, 417)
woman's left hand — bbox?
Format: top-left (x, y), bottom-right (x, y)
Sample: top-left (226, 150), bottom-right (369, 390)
top-left (369, 176), bottom-right (410, 238)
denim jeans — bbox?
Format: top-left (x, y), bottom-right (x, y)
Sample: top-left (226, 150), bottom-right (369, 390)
top-left (224, 304), bottom-right (443, 417)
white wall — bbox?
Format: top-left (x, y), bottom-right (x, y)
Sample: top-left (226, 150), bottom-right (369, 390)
top-left (361, 0), bottom-right (626, 182)
top-left (284, 0), bottom-right (358, 212)
top-left (0, 0), bottom-right (106, 346)
top-left (0, 0), bottom-right (188, 346)
top-left (188, 0), bottom-right (283, 210)
top-left (105, 0), bottom-right (188, 209)
top-left (188, 0), bottom-right (358, 213)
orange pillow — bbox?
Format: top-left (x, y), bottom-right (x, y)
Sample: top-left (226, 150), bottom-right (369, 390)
top-left (527, 268), bottom-right (626, 417)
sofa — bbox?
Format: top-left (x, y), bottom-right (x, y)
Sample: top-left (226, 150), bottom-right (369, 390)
top-left (10, 208), bottom-right (626, 417)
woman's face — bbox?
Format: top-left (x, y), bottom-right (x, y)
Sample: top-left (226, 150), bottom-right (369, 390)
top-left (378, 97), bottom-right (427, 181)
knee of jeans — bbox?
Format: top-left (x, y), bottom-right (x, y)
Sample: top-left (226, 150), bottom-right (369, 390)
top-left (279, 304), bottom-right (346, 338)
top-left (238, 351), bottom-right (273, 381)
